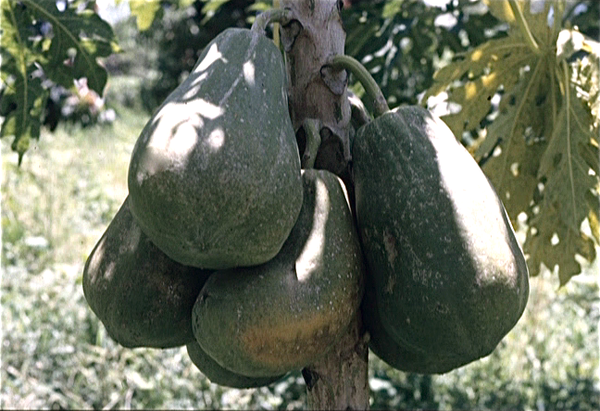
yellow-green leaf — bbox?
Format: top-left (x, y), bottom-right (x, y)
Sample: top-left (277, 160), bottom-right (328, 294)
top-left (524, 220), bottom-right (596, 284)
top-left (425, 36), bottom-right (535, 139)
top-left (518, 0), bottom-right (555, 51)
top-left (425, 2), bottom-right (600, 284)
top-left (130, 0), bottom-right (162, 31)
top-left (525, 77), bottom-right (600, 283)
top-left (480, 70), bottom-right (551, 225)
top-left (483, 0), bottom-right (515, 23)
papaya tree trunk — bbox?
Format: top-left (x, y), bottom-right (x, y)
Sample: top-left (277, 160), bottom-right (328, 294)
top-left (279, 1), bottom-right (370, 409)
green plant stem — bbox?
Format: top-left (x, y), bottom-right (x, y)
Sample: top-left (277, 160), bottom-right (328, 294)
top-left (508, 0), bottom-right (543, 56)
top-left (329, 55), bottom-right (389, 118)
top-left (301, 118), bottom-right (322, 169)
top-left (251, 9), bottom-right (292, 34)
top-left (273, 0), bottom-right (281, 47)
top-left (551, 0), bottom-right (565, 41)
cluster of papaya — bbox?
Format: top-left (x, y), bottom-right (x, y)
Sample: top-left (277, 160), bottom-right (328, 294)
top-left (83, 10), bottom-right (529, 389)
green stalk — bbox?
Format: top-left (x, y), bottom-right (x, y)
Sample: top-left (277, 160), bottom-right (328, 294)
top-left (551, 0), bottom-right (565, 42)
top-left (251, 9), bottom-right (292, 34)
top-left (273, 0), bottom-right (281, 48)
top-left (301, 119), bottom-right (322, 169)
top-left (329, 55), bottom-right (389, 118)
top-left (560, 58), bottom-right (578, 234)
top-left (508, 0), bottom-right (543, 56)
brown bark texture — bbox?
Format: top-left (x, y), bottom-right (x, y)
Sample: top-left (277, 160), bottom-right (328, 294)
top-left (279, 0), bottom-right (370, 409)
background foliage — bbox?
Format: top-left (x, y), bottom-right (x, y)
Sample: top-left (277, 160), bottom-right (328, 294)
top-left (1, 0), bottom-right (599, 409)
top-left (0, 0), bottom-right (120, 163)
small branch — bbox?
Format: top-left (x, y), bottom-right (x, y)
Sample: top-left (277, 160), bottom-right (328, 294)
top-left (328, 55), bottom-right (389, 118)
top-left (508, 0), bottom-right (543, 56)
top-left (251, 9), bottom-right (293, 34)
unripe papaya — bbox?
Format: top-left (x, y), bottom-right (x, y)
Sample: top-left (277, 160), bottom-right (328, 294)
top-left (186, 341), bottom-right (285, 389)
top-left (82, 198), bottom-right (212, 348)
top-left (128, 28), bottom-right (302, 269)
top-left (353, 106), bottom-right (529, 373)
top-left (192, 169), bottom-right (364, 377)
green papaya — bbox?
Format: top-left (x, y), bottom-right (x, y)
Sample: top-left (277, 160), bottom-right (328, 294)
top-left (186, 341), bottom-right (285, 389)
top-left (82, 197), bottom-right (212, 348)
top-left (192, 169), bottom-right (364, 377)
top-left (128, 28), bottom-right (302, 269)
top-left (353, 106), bottom-right (529, 374)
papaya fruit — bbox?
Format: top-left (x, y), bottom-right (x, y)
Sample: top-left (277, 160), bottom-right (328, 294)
top-left (192, 169), bottom-right (364, 377)
top-left (186, 341), bottom-right (285, 389)
top-left (82, 197), bottom-right (212, 348)
top-left (353, 106), bottom-right (529, 374)
top-left (127, 28), bottom-right (302, 269)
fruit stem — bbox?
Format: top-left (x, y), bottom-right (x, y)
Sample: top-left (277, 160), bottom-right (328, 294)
top-left (301, 118), bottom-right (322, 169)
top-left (329, 55), bottom-right (389, 118)
top-left (252, 9), bottom-right (293, 34)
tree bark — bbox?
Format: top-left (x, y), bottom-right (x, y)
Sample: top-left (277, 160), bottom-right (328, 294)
top-left (302, 313), bottom-right (370, 410)
top-left (280, 0), bottom-right (351, 177)
top-left (279, 1), bottom-right (370, 409)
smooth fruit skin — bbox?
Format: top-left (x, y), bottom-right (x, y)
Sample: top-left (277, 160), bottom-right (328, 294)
top-left (353, 106), bottom-right (529, 374)
top-left (192, 169), bottom-right (365, 377)
top-left (128, 28), bottom-right (302, 269)
top-left (82, 197), bottom-right (212, 348)
top-left (186, 341), bottom-right (285, 389)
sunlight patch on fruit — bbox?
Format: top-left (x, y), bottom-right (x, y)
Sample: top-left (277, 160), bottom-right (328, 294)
top-left (118, 222), bottom-right (142, 255)
top-left (86, 236), bottom-right (116, 283)
top-left (196, 42), bottom-right (227, 73)
top-left (182, 73), bottom-right (208, 99)
top-left (296, 178), bottom-right (329, 282)
top-left (206, 128), bottom-right (225, 151)
top-left (134, 98), bottom-right (226, 183)
top-left (430, 112), bottom-right (523, 290)
top-left (243, 61), bottom-right (255, 86)
top-left (169, 121), bottom-right (200, 156)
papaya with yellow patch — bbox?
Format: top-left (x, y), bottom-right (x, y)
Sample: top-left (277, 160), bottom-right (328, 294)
top-left (192, 169), bottom-right (364, 377)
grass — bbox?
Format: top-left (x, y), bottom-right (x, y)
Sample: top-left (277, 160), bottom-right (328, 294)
top-left (1, 100), bottom-right (598, 410)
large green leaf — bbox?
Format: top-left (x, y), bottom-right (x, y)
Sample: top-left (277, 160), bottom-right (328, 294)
top-left (524, 63), bottom-right (599, 284)
top-left (0, 0), bottom-right (119, 161)
top-left (479, 66), bottom-right (552, 224)
top-left (424, 36), bottom-right (535, 138)
top-left (25, 0), bottom-right (120, 94)
top-left (423, 0), bottom-right (599, 283)
top-left (0, 1), bottom-right (48, 164)
top-left (0, 66), bottom-right (45, 165)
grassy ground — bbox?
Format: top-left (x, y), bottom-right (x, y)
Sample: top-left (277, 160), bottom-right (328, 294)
top-left (1, 101), bottom-right (599, 410)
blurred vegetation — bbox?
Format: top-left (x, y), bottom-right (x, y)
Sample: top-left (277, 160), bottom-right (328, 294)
top-left (2, 0), bottom-right (599, 409)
